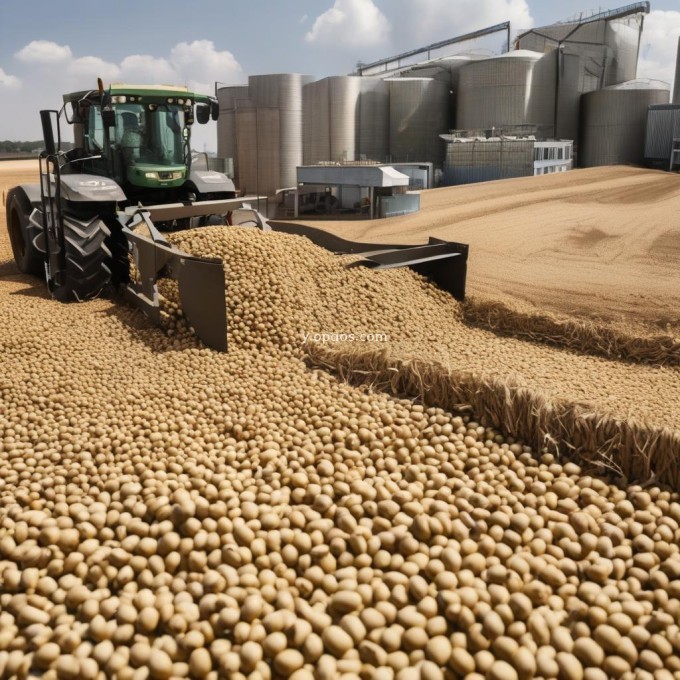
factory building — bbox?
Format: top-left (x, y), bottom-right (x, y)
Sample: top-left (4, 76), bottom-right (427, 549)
top-left (441, 133), bottom-right (573, 185)
top-left (216, 1), bottom-right (667, 201)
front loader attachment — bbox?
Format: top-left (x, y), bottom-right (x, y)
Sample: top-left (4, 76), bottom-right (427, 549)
top-left (269, 223), bottom-right (468, 301)
top-left (122, 210), bottom-right (227, 352)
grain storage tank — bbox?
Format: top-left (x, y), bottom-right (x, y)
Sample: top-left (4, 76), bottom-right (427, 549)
top-left (248, 73), bottom-right (314, 189)
top-left (303, 79), bottom-right (330, 164)
top-left (217, 85), bottom-right (250, 181)
top-left (235, 107), bottom-right (281, 198)
top-left (387, 78), bottom-right (449, 165)
top-left (604, 14), bottom-right (643, 87)
top-left (358, 77), bottom-right (389, 162)
top-left (456, 50), bottom-right (557, 135)
top-left (674, 37), bottom-right (680, 104)
top-left (303, 76), bottom-right (365, 164)
top-left (581, 80), bottom-right (670, 167)
top-left (399, 55), bottom-right (473, 128)
top-left (328, 76), bottom-right (363, 162)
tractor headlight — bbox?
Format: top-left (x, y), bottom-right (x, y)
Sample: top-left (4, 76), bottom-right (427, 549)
top-left (172, 171), bottom-right (183, 180)
top-left (111, 95), bottom-right (127, 104)
top-left (145, 172), bottom-right (158, 179)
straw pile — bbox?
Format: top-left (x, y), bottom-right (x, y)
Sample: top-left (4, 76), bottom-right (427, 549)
top-left (462, 296), bottom-right (680, 367)
top-left (306, 344), bottom-right (680, 489)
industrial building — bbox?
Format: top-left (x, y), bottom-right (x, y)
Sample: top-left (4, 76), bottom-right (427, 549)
top-left (216, 1), bottom-right (677, 203)
top-left (441, 134), bottom-right (574, 185)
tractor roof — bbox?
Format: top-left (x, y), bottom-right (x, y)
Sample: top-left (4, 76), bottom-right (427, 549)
top-left (63, 83), bottom-right (213, 103)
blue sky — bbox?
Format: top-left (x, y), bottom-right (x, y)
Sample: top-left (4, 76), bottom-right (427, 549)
top-left (1, 0), bottom-right (678, 149)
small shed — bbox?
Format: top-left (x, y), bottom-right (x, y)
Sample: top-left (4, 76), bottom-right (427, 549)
top-left (293, 164), bottom-right (418, 219)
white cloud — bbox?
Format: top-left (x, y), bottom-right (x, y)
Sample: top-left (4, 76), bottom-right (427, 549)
top-left (3, 39), bottom-right (245, 148)
top-left (387, 0), bottom-right (533, 46)
top-left (68, 56), bottom-right (121, 82)
top-left (0, 67), bottom-right (20, 89)
top-left (306, 0), bottom-right (391, 48)
top-left (169, 40), bottom-right (244, 93)
top-left (119, 54), bottom-right (176, 84)
top-left (15, 40), bottom-right (73, 64)
top-left (637, 10), bottom-right (680, 97)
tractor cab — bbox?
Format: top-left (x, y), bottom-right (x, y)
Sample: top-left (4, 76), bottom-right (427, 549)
top-left (65, 84), bottom-right (221, 200)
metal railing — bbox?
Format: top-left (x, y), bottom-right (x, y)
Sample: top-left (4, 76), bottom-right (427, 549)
top-left (354, 22), bottom-right (510, 76)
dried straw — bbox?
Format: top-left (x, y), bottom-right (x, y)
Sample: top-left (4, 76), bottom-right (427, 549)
top-left (306, 343), bottom-right (680, 489)
top-left (462, 296), bottom-right (680, 367)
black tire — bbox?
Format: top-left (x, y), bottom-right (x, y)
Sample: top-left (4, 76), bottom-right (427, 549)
top-left (51, 212), bottom-right (112, 302)
top-left (6, 188), bottom-right (43, 276)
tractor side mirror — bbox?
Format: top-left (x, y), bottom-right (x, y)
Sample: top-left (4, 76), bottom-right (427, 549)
top-left (102, 108), bottom-right (116, 127)
top-left (196, 103), bottom-right (210, 125)
top-left (211, 101), bottom-right (219, 121)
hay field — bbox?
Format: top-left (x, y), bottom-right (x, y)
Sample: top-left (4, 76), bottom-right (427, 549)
top-left (292, 166), bottom-right (680, 331)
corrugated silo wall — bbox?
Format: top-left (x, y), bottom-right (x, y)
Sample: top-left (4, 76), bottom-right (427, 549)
top-left (645, 106), bottom-right (680, 166)
top-left (235, 108), bottom-right (281, 197)
top-left (604, 16), bottom-right (642, 87)
top-left (217, 85), bottom-right (250, 183)
top-left (388, 78), bottom-right (449, 166)
top-left (303, 76), bottom-right (390, 164)
top-left (400, 56), bottom-right (471, 129)
top-left (329, 77), bottom-right (362, 162)
top-left (456, 52), bottom-right (556, 136)
top-left (581, 88), bottom-right (670, 167)
top-left (303, 79), bottom-right (330, 165)
top-left (674, 38), bottom-right (680, 104)
top-left (358, 78), bottom-right (389, 162)
top-left (248, 74), bottom-right (314, 191)
top-left (444, 139), bottom-right (534, 185)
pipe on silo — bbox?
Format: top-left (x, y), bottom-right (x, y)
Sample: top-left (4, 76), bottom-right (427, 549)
top-left (674, 36), bottom-right (680, 104)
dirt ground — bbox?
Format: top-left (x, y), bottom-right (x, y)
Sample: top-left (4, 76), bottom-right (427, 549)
top-left (294, 166), bottom-right (680, 330)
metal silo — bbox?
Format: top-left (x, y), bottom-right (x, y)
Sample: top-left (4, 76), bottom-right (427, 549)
top-left (328, 76), bottom-right (363, 162)
top-left (218, 85), bottom-right (250, 111)
top-left (303, 79), bottom-right (330, 165)
top-left (580, 80), bottom-right (670, 167)
top-left (217, 86), bottom-right (251, 183)
top-left (456, 50), bottom-right (557, 136)
top-left (387, 78), bottom-right (449, 165)
top-left (358, 78), bottom-right (389, 162)
top-left (235, 107), bottom-right (281, 197)
top-left (604, 15), bottom-right (643, 86)
top-left (249, 73), bottom-right (314, 189)
top-left (674, 37), bottom-right (680, 104)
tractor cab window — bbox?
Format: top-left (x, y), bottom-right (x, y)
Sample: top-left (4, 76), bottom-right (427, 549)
top-left (86, 106), bottom-right (105, 153)
top-left (114, 103), bottom-right (185, 166)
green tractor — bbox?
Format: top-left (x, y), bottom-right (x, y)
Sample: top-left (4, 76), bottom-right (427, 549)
top-left (6, 80), bottom-right (471, 352)
top-left (5, 80), bottom-right (265, 351)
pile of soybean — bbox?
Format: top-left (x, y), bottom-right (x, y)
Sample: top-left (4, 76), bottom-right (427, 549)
top-left (0, 226), bottom-right (679, 680)
top-left (165, 228), bottom-right (680, 430)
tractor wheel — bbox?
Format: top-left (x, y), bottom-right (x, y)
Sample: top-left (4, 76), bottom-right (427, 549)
top-left (51, 212), bottom-right (112, 302)
top-left (6, 188), bottom-right (43, 276)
